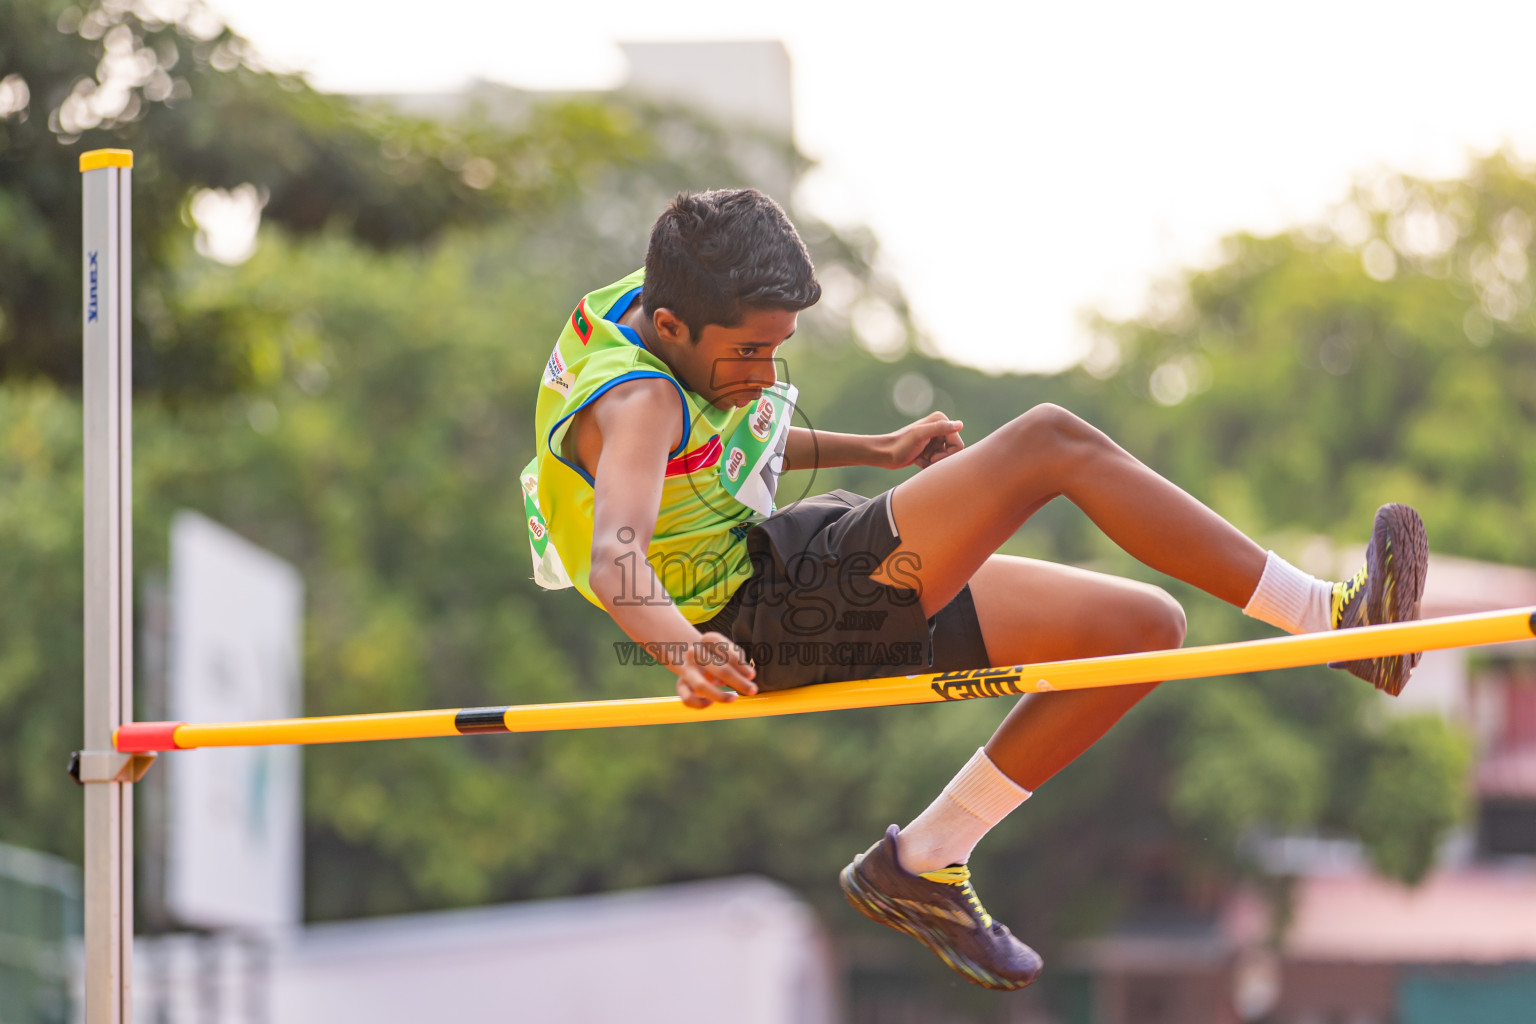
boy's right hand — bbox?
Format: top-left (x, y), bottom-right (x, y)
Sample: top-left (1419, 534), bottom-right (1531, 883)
top-left (675, 632), bottom-right (759, 708)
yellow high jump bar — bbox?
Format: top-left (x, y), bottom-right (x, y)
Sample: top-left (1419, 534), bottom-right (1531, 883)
top-left (114, 607), bottom-right (1536, 753)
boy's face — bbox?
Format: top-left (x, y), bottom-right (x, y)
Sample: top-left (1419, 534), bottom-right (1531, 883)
top-left (658, 307), bottom-right (797, 410)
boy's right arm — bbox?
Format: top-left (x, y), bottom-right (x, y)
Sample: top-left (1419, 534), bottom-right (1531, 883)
top-left (582, 380), bottom-right (758, 708)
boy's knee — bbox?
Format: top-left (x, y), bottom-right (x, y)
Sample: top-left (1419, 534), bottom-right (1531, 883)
top-left (1138, 589), bottom-right (1187, 650)
top-left (1005, 404), bottom-right (1102, 456)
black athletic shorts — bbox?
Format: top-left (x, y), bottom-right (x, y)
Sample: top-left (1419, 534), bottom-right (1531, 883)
top-left (697, 489), bottom-right (992, 691)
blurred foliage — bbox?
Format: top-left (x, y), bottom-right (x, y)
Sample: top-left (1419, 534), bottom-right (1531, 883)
top-left (0, 386), bottom-right (83, 860)
top-left (1171, 680), bottom-right (1329, 846)
top-left (0, 0), bottom-right (1524, 995)
top-left (0, 0), bottom-right (681, 396)
top-left (1080, 153), bottom-right (1536, 565)
top-left (1354, 714), bottom-right (1472, 884)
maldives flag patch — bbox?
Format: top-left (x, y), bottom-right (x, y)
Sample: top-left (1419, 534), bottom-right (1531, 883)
top-left (571, 300), bottom-right (594, 344)
top-left (664, 435), bottom-right (722, 477)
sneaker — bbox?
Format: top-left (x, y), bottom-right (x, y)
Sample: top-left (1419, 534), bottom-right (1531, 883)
top-left (1330, 503), bottom-right (1429, 696)
top-left (839, 825), bottom-right (1042, 991)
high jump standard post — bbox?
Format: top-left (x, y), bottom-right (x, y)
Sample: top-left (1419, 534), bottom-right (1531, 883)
top-left (73, 148), bottom-right (153, 1024)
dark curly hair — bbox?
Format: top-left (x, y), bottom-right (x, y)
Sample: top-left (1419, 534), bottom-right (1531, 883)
top-left (642, 189), bottom-right (821, 339)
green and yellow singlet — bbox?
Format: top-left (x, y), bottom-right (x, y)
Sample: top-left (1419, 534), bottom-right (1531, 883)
top-left (522, 269), bottom-right (795, 622)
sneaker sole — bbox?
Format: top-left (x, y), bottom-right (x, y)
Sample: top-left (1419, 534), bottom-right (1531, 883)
top-left (838, 861), bottom-right (1035, 991)
top-left (1338, 503), bottom-right (1429, 696)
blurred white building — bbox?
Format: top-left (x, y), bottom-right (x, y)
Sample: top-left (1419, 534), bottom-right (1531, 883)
top-left (371, 41), bottom-right (797, 202)
top-left (131, 876), bottom-right (839, 1024)
top-left (619, 41), bottom-right (792, 141)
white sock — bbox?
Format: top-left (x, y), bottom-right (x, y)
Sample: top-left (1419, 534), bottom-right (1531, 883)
top-left (896, 748), bottom-right (1031, 875)
top-left (1243, 550), bottom-right (1335, 634)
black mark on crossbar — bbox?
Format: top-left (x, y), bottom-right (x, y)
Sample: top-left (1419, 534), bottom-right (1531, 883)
top-left (455, 707), bottom-right (510, 734)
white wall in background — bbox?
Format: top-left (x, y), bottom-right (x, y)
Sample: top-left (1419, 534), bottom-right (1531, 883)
top-left (274, 877), bottom-right (838, 1024)
top-left (166, 511), bottom-right (304, 930)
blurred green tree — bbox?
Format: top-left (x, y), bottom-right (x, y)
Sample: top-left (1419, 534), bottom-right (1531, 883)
top-left (0, 0), bottom-right (665, 396)
top-left (1084, 154), bottom-right (1536, 565)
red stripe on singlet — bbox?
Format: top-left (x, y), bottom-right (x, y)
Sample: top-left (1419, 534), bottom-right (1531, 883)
top-left (664, 435), bottom-right (722, 477)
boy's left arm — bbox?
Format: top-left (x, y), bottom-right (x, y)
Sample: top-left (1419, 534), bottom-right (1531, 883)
top-left (784, 411), bottom-right (964, 471)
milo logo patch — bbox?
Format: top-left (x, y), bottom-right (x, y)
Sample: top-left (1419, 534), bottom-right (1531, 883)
top-left (750, 396), bottom-right (776, 441)
top-left (725, 447), bottom-right (746, 481)
top-left (715, 381), bottom-right (798, 519)
top-left (528, 517), bottom-right (546, 541)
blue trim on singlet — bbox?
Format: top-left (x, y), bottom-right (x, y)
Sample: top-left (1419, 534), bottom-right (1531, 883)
top-left (605, 286), bottom-right (642, 322)
top-left (605, 287), bottom-right (647, 349)
top-left (546, 370), bottom-right (691, 486)
top-left (596, 283), bottom-right (700, 448)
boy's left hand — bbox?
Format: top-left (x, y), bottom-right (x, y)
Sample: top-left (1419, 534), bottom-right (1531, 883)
top-left (883, 412), bottom-right (964, 469)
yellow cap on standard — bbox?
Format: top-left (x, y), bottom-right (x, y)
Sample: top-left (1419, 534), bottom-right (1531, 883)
top-left (79, 149), bottom-right (134, 172)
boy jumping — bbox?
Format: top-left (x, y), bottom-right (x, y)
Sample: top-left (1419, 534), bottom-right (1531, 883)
top-left (524, 189), bottom-right (1428, 990)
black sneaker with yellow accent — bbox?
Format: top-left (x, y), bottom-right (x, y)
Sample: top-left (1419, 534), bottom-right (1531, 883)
top-left (839, 825), bottom-right (1042, 991)
top-left (1330, 503), bottom-right (1429, 696)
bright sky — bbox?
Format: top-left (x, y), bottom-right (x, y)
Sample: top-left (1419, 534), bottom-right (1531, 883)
top-left (210, 0), bottom-right (1536, 373)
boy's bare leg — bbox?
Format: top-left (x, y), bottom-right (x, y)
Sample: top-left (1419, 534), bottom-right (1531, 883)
top-left (845, 405), bottom-right (1425, 991)
top-left (871, 404), bottom-right (1259, 800)
top-left (837, 555), bottom-right (1187, 989)
top-left (886, 554), bottom-right (1184, 877)
top-left (964, 555), bottom-right (1184, 789)
top-left (872, 403), bottom-right (1268, 616)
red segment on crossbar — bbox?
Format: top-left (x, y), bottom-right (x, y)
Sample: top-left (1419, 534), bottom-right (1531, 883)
top-left (115, 721), bottom-right (185, 752)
